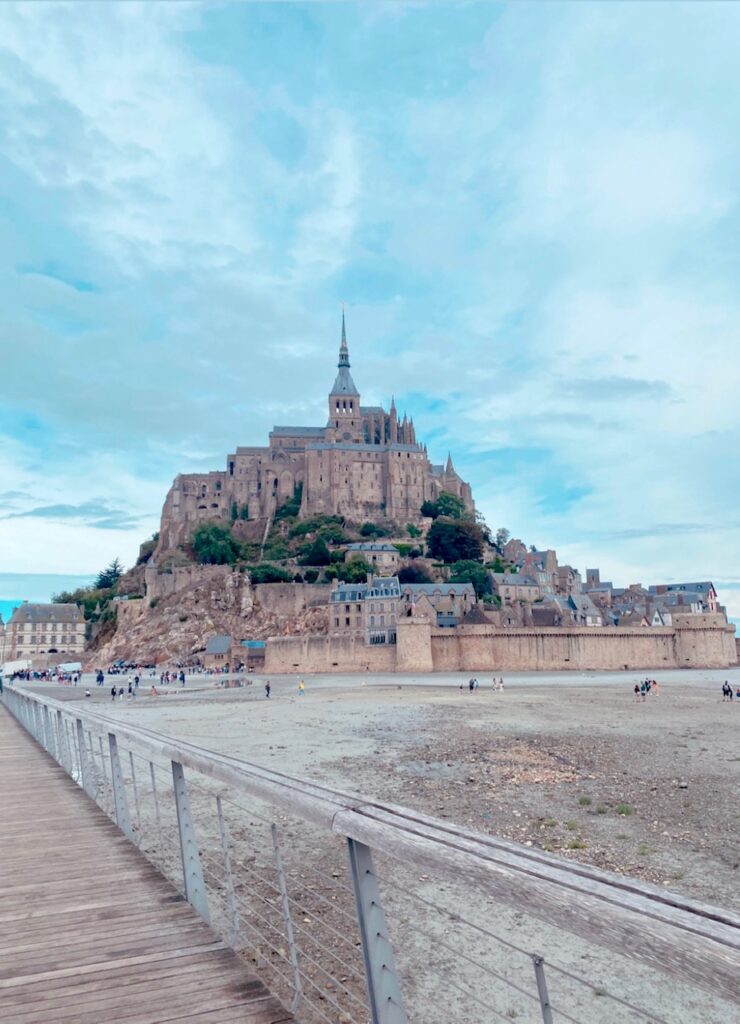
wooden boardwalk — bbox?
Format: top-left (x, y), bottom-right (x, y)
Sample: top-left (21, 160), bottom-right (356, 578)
top-left (0, 708), bottom-right (292, 1024)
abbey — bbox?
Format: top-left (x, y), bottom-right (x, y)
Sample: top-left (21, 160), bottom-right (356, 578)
top-left (157, 315), bottom-right (473, 550)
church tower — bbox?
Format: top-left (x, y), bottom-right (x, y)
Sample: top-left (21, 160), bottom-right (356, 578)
top-left (327, 311), bottom-right (363, 443)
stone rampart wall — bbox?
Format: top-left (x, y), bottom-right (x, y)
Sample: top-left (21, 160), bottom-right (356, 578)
top-left (253, 583), bottom-right (331, 617)
top-left (265, 634), bottom-right (395, 674)
top-left (264, 617), bottom-right (736, 673)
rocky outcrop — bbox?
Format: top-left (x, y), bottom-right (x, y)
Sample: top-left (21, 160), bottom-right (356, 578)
top-left (88, 568), bottom-right (329, 667)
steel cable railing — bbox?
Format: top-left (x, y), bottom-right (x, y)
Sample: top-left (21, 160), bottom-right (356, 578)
top-left (5, 684), bottom-right (739, 1024)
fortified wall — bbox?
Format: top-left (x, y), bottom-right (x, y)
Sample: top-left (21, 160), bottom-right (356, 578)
top-left (264, 615), bottom-right (736, 673)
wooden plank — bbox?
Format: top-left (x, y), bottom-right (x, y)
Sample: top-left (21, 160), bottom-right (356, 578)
top-left (0, 708), bottom-right (290, 1024)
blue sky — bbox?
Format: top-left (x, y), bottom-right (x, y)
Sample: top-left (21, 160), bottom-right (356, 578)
top-left (1, 2), bottom-right (739, 616)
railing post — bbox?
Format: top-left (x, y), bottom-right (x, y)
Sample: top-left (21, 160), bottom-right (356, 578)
top-left (150, 761), bottom-right (164, 853)
top-left (55, 710), bottom-right (68, 771)
top-left (43, 705), bottom-right (55, 758)
top-left (76, 719), bottom-right (94, 798)
top-left (532, 955), bottom-right (554, 1024)
top-left (271, 822), bottom-right (302, 1012)
top-left (108, 734), bottom-right (134, 841)
top-left (128, 752), bottom-right (141, 843)
top-left (216, 796), bottom-right (240, 947)
top-left (171, 760), bottom-right (210, 923)
top-left (347, 838), bottom-right (407, 1024)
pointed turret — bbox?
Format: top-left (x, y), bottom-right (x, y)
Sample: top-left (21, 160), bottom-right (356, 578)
top-left (409, 416), bottom-right (416, 445)
top-left (445, 452), bottom-right (455, 474)
top-left (330, 310), bottom-right (358, 397)
top-left (389, 395), bottom-right (398, 443)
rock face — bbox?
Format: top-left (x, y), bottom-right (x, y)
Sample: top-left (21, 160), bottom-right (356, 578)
top-left (89, 568), bottom-right (329, 667)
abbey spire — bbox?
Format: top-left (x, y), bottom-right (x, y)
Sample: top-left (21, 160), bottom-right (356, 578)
top-left (330, 309), bottom-right (359, 397)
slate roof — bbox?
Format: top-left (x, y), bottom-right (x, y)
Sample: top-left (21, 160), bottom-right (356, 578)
top-left (205, 635), bottom-right (231, 655)
top-left (271, 426), bottom-right (326, 437)
top-left (401, 582), bottom-right (475, 596)
top-left (346, 543), bottom-right (398, 552)
top-left (11, 603), bottom-right (81, 624)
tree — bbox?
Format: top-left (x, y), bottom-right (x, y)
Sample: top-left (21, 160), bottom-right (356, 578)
top-left (341, 558), bottom-right (372, 583)
top-left (191, 523), bottom-right (240, 565)
top-left (95, 558), bottom-right (123, 589)
top-left (449, 560), bottom-right (492, 599)
top-left (248, 563), bottom-right (293, 583)
top-left (298, 536), bottom-right (331, 566)
top-left (495, 527), bottom-right (510, 550)
top-left (427, 517), bottom-right (484, 563)
top-left (420, 491), bottom-right (466, 520)
top-left (398, 563), bottom-right (433, 584)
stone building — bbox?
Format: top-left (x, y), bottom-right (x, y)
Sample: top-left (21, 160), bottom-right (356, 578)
top-left (5, 603), bottom-right (86, 660)
top-left (329, 575), bottom-right (401, 645)
top-left (156, 314), bottom-right (473, 552)
top-left (344, 542), bottom-right (400, 572)
top-left (398, 582), bottom-right (475, 626)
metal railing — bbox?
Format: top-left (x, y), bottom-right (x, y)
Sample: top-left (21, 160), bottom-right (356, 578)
top-left (4, 684), bottom-right (739, 1024)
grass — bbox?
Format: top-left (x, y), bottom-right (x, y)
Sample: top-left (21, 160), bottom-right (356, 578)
top-left (616, 832), bottom-right (629, 840)
top-left (593, 987), bottom-right (607, 998)
top-left (672, 870), bottom-right (685, 880)
top-left (596, 804), bottom-right (608, 815)
top-left (616, 803), bottom-right (634, 816)
top-left (638, 843), bottom-right (651, 856)
top-left (543, 818), bottom-right (557, 827)
top-left (578, 795), bottom-right (592, 806)
top-left (565, 820), bottom-right (578, 831)
top-left (566, 838), bottom-right (588, 850)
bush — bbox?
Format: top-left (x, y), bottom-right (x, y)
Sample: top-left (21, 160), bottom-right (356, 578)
top-left (427, 518), bottom-right (484, 563)
top-left (393, 543), bottom-right (412, 557)
top-left (319, 523), bottom-right (349, 545)
top-left (323, 565), bottom-right (339, 581)
top-left (341, 558), bottom-right (372, 583)
top-left (298, 537), bottom-right (331, 566)
top-left (290, 514), bottom-right (344, 538)
top-left (149, 597), bottom-right (159, 609)
top-left (249, 563), bottom-right (294, 584)
top-left (398, 564), bottom-right (433, 584)
top-left (192, 523), bottom-right (241, 565)
top-left (303, 568), bottom-right (320, 583)
top-left (406, 523), bottom-right (422, 538)
top-left (448, 560), bottom-right (492, 599)
top-left (275, 484), bottom-right (302, 522)
top-left (262, 539), bottom-right (289, 561)
top-left (360, 521), bottom-right (391, 538)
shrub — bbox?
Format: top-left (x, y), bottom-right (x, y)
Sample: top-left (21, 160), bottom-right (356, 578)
top-left (406, 523), bottom-right (422, 538)
top-left (393, 543), bottom-right (413, 557)
top-left (298, 537), bottom-right (332, 566)
top-left (578, 795), bottom-right (592, 807)
top-left (289, 514), bottom-right (344, 538)
top-left (262, 539), bottom-right (289, 561)
top-left (303, 569), bottom-right (319, 583)
top-left (192, 523), bottom-right (240, 565)
top-left (341, 558), bottom-right (372, 583)
top-left (249, 563), bottom-right (294, 584)
top-left (616, 803), bottom-right (634, 816)
top-left (149, 597), bottom-right (159, 609)
top-left (360, 521), bottom-right (390, 538)
top-left (566, 838), bottom-right (587, 850)
top-left (323, 565), bottom-right (339, 581)
top-left (398, 564), bottom-right (433, 584)
top-left (275, 483), bottom-right (302, 522)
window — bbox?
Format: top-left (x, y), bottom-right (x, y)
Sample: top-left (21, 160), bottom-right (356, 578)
top-left (345, 617), bottom-right (350, 626)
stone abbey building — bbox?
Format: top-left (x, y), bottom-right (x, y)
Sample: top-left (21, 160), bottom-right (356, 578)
top-left (158, 315), bottom-right (473, 550)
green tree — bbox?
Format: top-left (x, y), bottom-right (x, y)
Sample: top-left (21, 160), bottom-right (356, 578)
top-left (449, 560), bottom-right (492, 599)
top-left (420, 491), bottom-right (466, 520)
top-left (248, 563), bottom-right (294, 583)
top-left (191, 523), bottom-right (240, 565)
top-left (398, 564), bottom-right (433, 584)
top-left (495, 527), bottom-right (510, 550)
top-left (275, 483), bottom-right (302, 522)
top-left (406, 523), bottom-right (422, 538)
top-left (298, 536), bottom-right (332, 566)
top-left (95, 558), bottom-right (123, 589)
top-left (341, 558), bottom-right (372, 583)
top-left (427, 518), bottom-right (484, 563)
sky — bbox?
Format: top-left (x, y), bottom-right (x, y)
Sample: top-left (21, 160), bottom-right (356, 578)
top-left (1, 2), bottom-right (739, 616)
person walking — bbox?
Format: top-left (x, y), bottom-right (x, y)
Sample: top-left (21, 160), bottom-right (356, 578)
top-left (118, 687), bottom-right (124, 702)
top-left (634, 683), bottom-right (640, 702)
top-left (298, 680), bottom-right (305, 697)
top-left (265, 681), bottom-right (271, 699)
top-left (111, 685), bottom-right (117, 703)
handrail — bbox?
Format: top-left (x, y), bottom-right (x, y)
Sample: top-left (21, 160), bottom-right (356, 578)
top-left (5, 683), bottom-right (740, 1007)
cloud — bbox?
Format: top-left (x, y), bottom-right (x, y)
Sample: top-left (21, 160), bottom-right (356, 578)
top-left (1, 500), bottom-right (143, 531)
top-left (561, 377), bottom-right (673, 401)
top-left (0, 2), bottom-right (739, 616)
